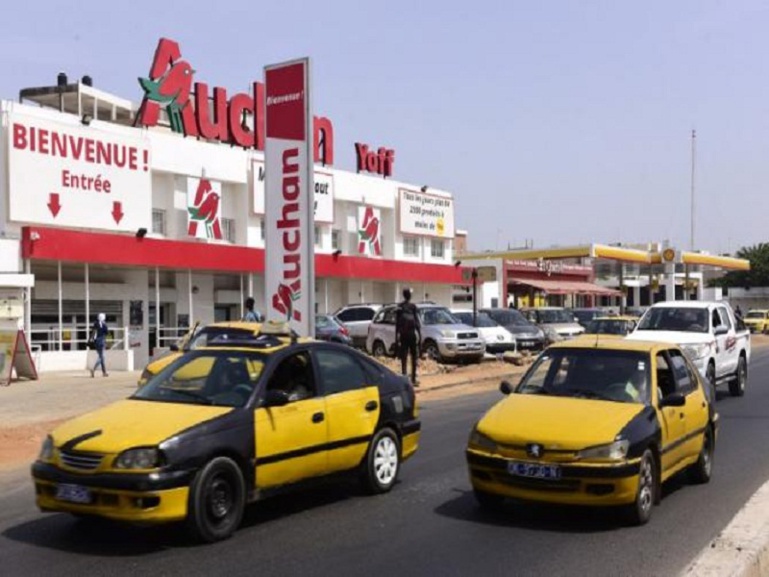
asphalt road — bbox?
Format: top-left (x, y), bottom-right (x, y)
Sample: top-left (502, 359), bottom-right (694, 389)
top-left (3, 349), bottom-right (769, 577)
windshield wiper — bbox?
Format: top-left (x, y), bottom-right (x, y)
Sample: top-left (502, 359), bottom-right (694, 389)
top-left (160, 388), bottom-right (212, 405)
top-left (562, 388), bottom-right (619, 402)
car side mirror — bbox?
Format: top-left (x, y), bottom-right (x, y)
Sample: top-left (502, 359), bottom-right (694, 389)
top-left (659, 392), bottom-right (686, 408)
top-left (169, 343), bottom-right (179, 352)
top-left (714, 326), bottom-right (728, 336)
top-left (263, 389), bottom-right (290, 407)
top-left (500, 380), bottom-right (514, 395)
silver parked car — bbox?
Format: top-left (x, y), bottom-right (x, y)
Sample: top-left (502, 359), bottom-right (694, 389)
top-left (333, 303), bottom-right (384, 349)
top-left (366, 304), bottom-right (485, 363)
top-left (520, 306), bottom-right (585, 342)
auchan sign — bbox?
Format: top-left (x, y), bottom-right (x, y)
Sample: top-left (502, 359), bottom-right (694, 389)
top-left (136, 38), bottom-right (334, 165)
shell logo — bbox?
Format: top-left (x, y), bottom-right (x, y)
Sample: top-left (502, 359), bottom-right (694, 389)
top-left (663, 248), bottom-right (676, 262)
top-left (436, 218), bottom-right (445, 236)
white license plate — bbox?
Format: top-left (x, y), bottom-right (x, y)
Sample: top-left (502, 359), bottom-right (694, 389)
top-left (55, 484), bottom-right (92, 504)
top-left (507, 461), bottom-right (561, 479)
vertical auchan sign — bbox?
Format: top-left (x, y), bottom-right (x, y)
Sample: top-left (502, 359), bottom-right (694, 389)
top-left (264, 58), bottom-right (314, 337)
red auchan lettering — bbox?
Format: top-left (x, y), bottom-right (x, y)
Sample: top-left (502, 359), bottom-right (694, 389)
top-left (355, 142), bottom-right (395, 178)
top-left (12, 123), bottom-right (148, 171)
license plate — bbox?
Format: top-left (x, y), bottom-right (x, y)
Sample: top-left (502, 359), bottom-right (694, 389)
top-left (55, 484), bottom-right (92, 504)
top-left (507, 461), bottom-right (561, 479)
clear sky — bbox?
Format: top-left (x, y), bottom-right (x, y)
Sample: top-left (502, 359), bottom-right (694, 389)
top-left (4, 0), bottom-right (768, 255)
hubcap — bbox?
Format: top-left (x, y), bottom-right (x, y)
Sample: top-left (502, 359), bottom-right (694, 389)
top-left (374, 436), bottom-right (398, 485)
top-left (208, 476), bottom-right (233, 521)
top-left (426, 346), bottom-right (439, 360)
top-left (638, 458), bottom-right (653, 514)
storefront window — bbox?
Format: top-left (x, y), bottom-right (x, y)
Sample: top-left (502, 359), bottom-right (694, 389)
top-left (222, 218), bottom-right (235, 243)
top-left (431, 239), bottom-right (445, 258)
top-left (331, 230), bottom-right (341, 251)
top-left (403, 236), bottom-right (419, 257)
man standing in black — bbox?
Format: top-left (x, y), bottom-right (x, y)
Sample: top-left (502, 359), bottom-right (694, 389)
top-left (395, 288), bottom-right (421, 386)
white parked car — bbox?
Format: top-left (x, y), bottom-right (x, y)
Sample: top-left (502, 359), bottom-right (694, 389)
top-left (451, 310), bottom-right (517, 355)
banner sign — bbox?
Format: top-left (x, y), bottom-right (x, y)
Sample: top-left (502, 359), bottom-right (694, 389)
top-left (8, 112), bottom-right (151, 232)
top-left (398, 188), bottom-right (455, 239)
top-left (264, 58), bottom-right (314, 336)
top-left (187, 177), bottom-right (223, 240)
top-left (357, 206), bottom-right (382, 256)
top-left (0, 330), bottom-right (38, 385)
top-left (252, 160), bottom-right (334, 223)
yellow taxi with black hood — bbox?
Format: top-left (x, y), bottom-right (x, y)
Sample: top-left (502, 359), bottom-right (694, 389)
top-left (466, 338), bottom-right (718, 525)
top-left (32, 322), bottom-right (420, 542)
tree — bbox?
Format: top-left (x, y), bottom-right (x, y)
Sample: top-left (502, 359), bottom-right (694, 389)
top-left (712, 243), bottom-right (769, 288)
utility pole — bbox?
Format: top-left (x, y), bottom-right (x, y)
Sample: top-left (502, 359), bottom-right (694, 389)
top-left (684, 129), bottom-right (696, 300)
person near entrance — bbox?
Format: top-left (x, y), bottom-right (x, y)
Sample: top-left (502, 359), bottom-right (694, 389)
top-left (242, 297), bottom-right (263, 322)
top-left (90, 313), bottom-right (109, 378)
top-left (395, 288), bottom-right (421, 386)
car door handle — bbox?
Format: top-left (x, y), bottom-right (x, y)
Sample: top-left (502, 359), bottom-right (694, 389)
top-left (312, 412), bottom-right (325, 423)
top-left (365, 401), bottom-right (378, 412)
top-left (679, 412), bottom-right (685, 419)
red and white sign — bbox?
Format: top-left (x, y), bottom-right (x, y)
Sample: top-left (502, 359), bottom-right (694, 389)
top-left (355, 143), bottom-right (394, 178)
top-left (7, 112), bottom-right (151, 232)
top-left (187, 177), bottom-right (223, 240)
top-left (398, 188), bottom-right (455, 239)
top-left (252, 159), bottom-right (334, 223)
top-left (357, 206), bottom-right (382, 256)
top-left (264, 58), bottom-right (314, 336)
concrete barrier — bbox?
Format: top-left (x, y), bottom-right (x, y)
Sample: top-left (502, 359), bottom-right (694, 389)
top-left (36, 350), bottom-right (134, 373)
top-left (680, 480), bottom-right (769, 576)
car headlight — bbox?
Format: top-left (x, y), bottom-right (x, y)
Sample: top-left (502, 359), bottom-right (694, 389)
top-left (440, 330), bottom-right (455, 338)
top-left (577, 439), bottom-right (629, 461)
top-left (39, 436), bottom-right (54, 461)
top-left (113, 447), bottom-right (163, 469)
top-left (468, 429), bottom-right (497, 452)
top-left (682, 343), bottom-right (712, 361)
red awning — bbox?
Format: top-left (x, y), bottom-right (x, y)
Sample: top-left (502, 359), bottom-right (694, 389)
top-left (508, 277), bottom-right (621, 296)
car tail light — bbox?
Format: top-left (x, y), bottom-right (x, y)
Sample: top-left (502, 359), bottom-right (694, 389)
top-left (340, 326), bottom-right (349, 336)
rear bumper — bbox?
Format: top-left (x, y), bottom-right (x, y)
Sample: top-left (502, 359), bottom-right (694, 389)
top-left (466, 450), bottom-right (641, 506)
top-left (31, 462), bottom-right (193, 523)
top-left (400, 419), bottom-right (421, 462)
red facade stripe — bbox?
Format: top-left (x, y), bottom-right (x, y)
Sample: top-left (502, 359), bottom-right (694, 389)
top-left (21, 226), bottom-right (467, 284)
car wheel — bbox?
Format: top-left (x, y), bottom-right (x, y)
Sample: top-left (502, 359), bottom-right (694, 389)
top-left (624, 449), bottom-right (656, 526)
top-left (372, 340), bottom-right (387, 358)
top-left (361, 428), bottom-right (400, 494)
top-left (706, 362), bottom-right (717, 401)
top-left (423, 341), bottom-right (441, 362)
top-left (186, 456), bottom-right (245, 543)
top-left (729, 356), bottom-right (747, 397)
top-left (688, 427), bottom-right (714, 484)
top-left (474, 488), bottom-right (504, 511)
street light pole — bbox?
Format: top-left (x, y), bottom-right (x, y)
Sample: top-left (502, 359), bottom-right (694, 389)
top-left (684, 129), bottom-right (696, 301)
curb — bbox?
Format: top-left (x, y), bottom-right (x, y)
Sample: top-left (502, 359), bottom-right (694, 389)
top-left (680, 479), bottom-right (769, 577)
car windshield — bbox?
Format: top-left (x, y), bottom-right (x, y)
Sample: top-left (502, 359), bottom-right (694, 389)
top-left (453, 312), bottom-right (498, 327)
top-left (537, 309), bottom-right (575, 324)
top-left (517, 348), bottom-right (650, 404)
top-left (636, 307), bottom-right (708, 333)
top-left (586, 320), bottom-right (629, 335)
top-left (420, 307), bottom-right (460, 325)
top-left (186, 327), bottom-right (257, 350)
top-left (487, 310), bottom-right (530, 326)
top-left (746, 311), bottom-right (765, 319)
top-left (133, 350), bottom-right (266, 408)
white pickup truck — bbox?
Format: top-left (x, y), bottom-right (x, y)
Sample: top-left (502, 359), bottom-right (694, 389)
top-left (627, 301), bottom-right (750, 399)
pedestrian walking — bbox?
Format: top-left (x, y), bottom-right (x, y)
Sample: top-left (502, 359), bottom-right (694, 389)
top-left (395, 288), bottom-right (421, 386)
top-left (242, 297), bottom-right (263, 322)
top-left (90, 313), bottom-right (109, 377)
top-left (735, 305), bottom-right (743, 319)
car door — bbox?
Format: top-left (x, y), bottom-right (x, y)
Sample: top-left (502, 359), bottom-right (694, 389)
top-left (654, 351), bottom-right (687, 476)
top-left (313, 347), bottom-right (381, 473)
top-left (668, 349), bottom-right (710, 462)
top-left (712, 307), bottom-right (736, 378)
top-left (254, 350), bottom-right (329, 489)
top-left (717, 305), bottom-right (739, 376)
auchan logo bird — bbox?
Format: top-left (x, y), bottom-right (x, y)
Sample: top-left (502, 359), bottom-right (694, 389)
top-left (139, 60), bottom-right (194, 134)
top-left (187, 178), bottom-right (222, 240)
top-left (272, 281), bottom-right (302, 322)
top-left (358, 207), bottom-right (381, 256)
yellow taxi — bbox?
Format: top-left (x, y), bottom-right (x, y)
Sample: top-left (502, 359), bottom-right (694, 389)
top-left (743, 309), bottom-right (769, 334)
top-left (32, 323), bottom-right (420, 542)
top-left (581, 316), bottom-right (639, 338)
top-left (466, 339), bottom-right (717, 525)
top-left (138, 322), bottom-right (263, 386)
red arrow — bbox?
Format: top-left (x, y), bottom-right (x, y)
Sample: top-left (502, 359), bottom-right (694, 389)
top-left (111, 201), bottom-right (124, 224)
top-left (47, 193), bottom-right (61, 218)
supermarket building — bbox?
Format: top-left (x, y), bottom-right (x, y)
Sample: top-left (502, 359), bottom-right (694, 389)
top-left (0, 41), bottom-right (465, 371)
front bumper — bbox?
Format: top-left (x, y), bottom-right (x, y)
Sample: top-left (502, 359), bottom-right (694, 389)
top-left (466, 450), bottom-right (641, 506)
top-left (515, 337), bottom-right (546, 351)
top-left (437, 339), bottom-right (485, 358)
top-left (31, 461), bottom-right (194, 523)
top-left (486, 342), bottom-right (518, 354)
